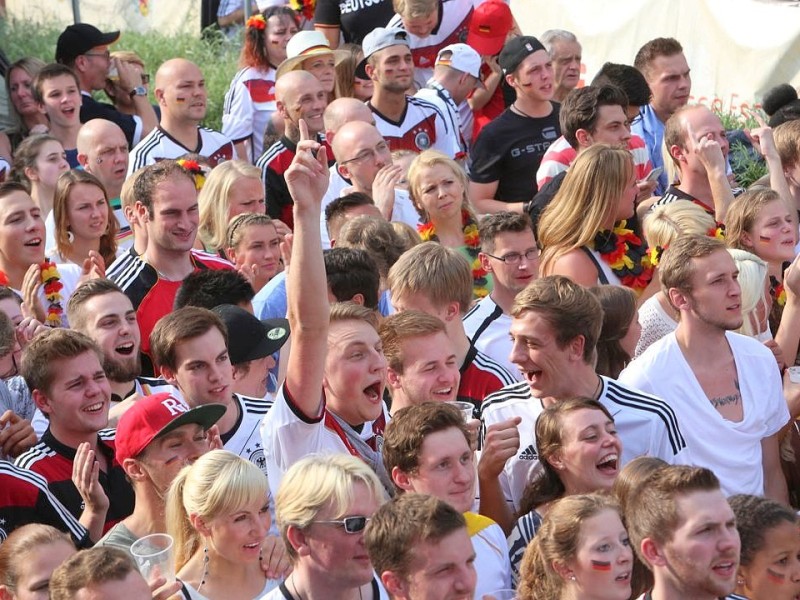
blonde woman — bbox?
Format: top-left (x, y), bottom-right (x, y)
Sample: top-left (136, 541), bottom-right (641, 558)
top-left (635, 200), bottom-right (718, 356)
top-left (50, 170), bottom-right (119, 268)
top-left (225, 213), bottom-right (282, 294)
top-left (408, 149), bottom-right (490, 298)
top-left (538, 144), bottom-right (650, 295)
top-left (167, 450), bottom-right (276, 600)
top-left (197, 160), bottom-right (267, 257)
top-left (266, 453), bottom-right (387, 600)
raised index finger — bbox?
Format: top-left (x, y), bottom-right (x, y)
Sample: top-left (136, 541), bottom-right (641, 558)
top-left (298, 118), bottom-right (310, 142)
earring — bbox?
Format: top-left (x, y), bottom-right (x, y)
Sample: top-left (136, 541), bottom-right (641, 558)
top-left (198, 546), bottom-right (209, 591)
top-left (569, 575), bottom-right (576, 581)
top-left (67, 230), bottom-right (74, 243)
top-left (737, 578), bottom-right (744, 586)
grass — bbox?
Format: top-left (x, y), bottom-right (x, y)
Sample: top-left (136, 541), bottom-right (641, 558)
top-left (1, 19), bottom-right (240, 131)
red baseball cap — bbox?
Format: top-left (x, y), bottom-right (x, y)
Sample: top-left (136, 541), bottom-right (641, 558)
top-left (115, 393), bottom-right (225, 463)
top-left (467, 0), bottom-right (513, 57)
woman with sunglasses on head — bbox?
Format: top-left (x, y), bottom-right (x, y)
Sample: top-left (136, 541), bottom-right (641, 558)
top-left (266, 453), bottom-right (388, 600)
top-left (223, 6), bottom-right (299, 163)
top-left (167, 450), bottom-right (278, 600)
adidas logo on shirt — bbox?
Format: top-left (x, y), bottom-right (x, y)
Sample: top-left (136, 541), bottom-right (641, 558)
top-left (519, 444), bottom-right (538, 460)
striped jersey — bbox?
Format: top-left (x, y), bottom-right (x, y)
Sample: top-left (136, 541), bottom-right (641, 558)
top-left (223, 393), bottom-right (275, 478)
top-left (459, 344), bottom-right (518, 417)
top-left (127, 126), bottom-right (235, 176)
top-left (463, 295), bottom-right (521, 381)
top-left (222, 66), bottom-right (278, 162)
top-left (480, 377), bottom-right (686, 511)
top-left (368, 96), bottom-right (461, 158)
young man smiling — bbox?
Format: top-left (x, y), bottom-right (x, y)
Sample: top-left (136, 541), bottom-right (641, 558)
top-left (15, 329), bottom-right (134, 537)
top-left (32, 64), bottom-right (83, 167)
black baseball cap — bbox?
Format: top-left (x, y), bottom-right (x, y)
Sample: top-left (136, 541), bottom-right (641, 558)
top-left (56, 23), bottom-right (120, 64)
top-left (212, 304), bottom-right (290, 366)
top-left (499, 36), bottom-right (547, 75)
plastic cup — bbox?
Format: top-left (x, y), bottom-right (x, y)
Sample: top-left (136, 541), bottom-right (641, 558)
top-left (447, 400), bottom-right (475, 421)
top-left (131, 533), bottom-right (175, 584)
top-left (789, 366), bottom-right (800, 383)
top-left (482, 590), bottom-right (517, 600)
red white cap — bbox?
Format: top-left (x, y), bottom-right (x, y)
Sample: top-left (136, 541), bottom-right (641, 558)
top-left (467, 0), bottom-right (513, 57)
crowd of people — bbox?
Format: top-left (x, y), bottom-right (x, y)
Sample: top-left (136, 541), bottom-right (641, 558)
top-left (1, 0), bottom-right (800, 598)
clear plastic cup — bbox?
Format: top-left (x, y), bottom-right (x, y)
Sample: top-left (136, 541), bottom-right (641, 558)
top-left (131, 533), bottom-right (175, 584)
top-left (447, 400), bottom-right (475, 421)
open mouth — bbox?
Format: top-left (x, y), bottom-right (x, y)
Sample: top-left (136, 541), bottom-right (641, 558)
top-left (115, 341), bottom-right (135, 356)
top-left (615, 571), bottom-right (631, 582)
top-left (597, 453), bottom-right (618, 475)
top-left (711, 561), bottom-right (736, 578)
top-left (24, 237), bottom-right (42, 248)
top-left (431, 386), bottom-right (454, 400)
top-left (83, 401), bottom-right (105, 414)
top-left (363, 382), bottom-right (382, 403)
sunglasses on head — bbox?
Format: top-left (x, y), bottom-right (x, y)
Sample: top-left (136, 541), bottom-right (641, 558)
top-left (313, 516), bottom-right (370, 533)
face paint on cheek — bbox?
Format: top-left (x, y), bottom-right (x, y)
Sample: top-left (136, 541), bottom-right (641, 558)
top-left (176, 97), bottom-right (186, 103)
top-left (766, 568), bottom-right (786, 584)
top-left (759, 235), bottom-right (772, 242)
top-left (590, 560), bottom-right (612, 572)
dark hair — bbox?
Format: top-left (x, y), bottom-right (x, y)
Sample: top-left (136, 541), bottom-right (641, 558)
top-left (150, 307), bottom-right (228, 371)
top-left (763, 83), bottom-right (800, 128)
top-left (174, 269), bottom-right (255, 310)
top-left (591, 62), bottom-right (651, 107)
top-left (729, 494), bottom-right (798, 566)
top-left (633, 38), bottom-right (684, 78)
top-left (325, 192), bottom-right (375, 230)
top-left (478, 211), bottom-right (535, 254)
top-left (560, 84), bottom-right (630, 149)
top-left (591, 285), bottom-right (637, 378)
top-left (31, 63), bottom-right (79, 104)
top-left (324, 247), bottom-right (380, 309)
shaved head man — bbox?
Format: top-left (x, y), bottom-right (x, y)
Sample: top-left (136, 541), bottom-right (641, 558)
top-left (128, 58), bottom-right (234, 174)
top-left (77, 119), bottom-right (129, 199)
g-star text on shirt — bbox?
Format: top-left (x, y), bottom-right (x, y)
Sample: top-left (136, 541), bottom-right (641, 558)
top-left (340, 0), bottom-right (385, 13)
top-left (510, 141), bottom-right (551, 158)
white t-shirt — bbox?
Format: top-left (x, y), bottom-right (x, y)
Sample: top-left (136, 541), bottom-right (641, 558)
top-left (618, 331), bottom-right (789, 496)
top-left (259, 382), bottom-right (389, 497)
top-left (462, 295), bottom-right (521, 381)
top-left (223, 393), bottom-right (275, 478)
top-left (468, 514), bottom-right (513, 598)
top-left (128, 126), bottom-right (235, 176)
top-left (634, 294), bottom-right (677, 358)
top-left (481, 378), bottom-right (687, 511)
top-left (370, 96), bottom-right (460, 159)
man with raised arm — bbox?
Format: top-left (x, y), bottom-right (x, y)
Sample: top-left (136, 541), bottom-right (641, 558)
top-left (260, 120), bottom-right (393, 496)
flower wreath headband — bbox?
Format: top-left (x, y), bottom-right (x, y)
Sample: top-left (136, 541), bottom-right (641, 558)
top-left (176, 159), bottom-right (208, 191)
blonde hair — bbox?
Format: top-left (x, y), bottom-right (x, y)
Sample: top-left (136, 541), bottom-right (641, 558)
top-left (727, 249), bottom-right (769, 338)
top-left (390, 221), bottom-right (422, 249)
top-left (407, 150), bottom-right (472, 221)
top-left (110, 50), bottom-right (144, 68)
top-left (198, 160), bottom-right (262, 252)
top-left (388, 242), bottom-right (473, 315)
top-left (538, 145), bottom-right (634, 276)
top-left (518, 494), bottom-right (621, 600)
top-left (773, 119), bottom-right (800, 168)
top-left (643, 200), bottom-right (717, 248)
top-left (166, 450), bottom-right (269, 570)
top-left (393, 0), bottom-right (437, 18)
top-left (275, 454), bottom-right (386, 561)
top-left (725, 188), bottom-right (784, 253)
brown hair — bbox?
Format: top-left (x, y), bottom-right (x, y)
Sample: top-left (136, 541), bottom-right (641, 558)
top-left (133, 159), bottom-right (195, 216)
top-left (519, 398), bottom-right (616, 516)
top-left (626, 465), bottom-right (720, 566)
top-left (365, 493), bottom-right (466, 580)
top-left (633, 37), bottom-right (684, 79)
top-left (225, 212), bottom-right (276, 253)
top-left (9, 133), bottom-right (62, 188)
top-left (382, 402), bottom-right (470, 493)
top-left (591, 285), bottom-right (638, 379)
top-left (49, 546), bottom-right (139, 600)
top-left (337, 216), bottom-right (407, 283)
top-left (379, 310), bottom-right (446, 374)
top-left (479, 211), bottom-right (535, 254)
top-left (511, 276), bottom-right (603, 363)
top-left (518, 494), bottom-right (622, 600)
top-left (773, 119), bottom-right (800, 168)
top-left (334, 43), bottom-right (363, 99)
top-left (658, 234), bottom-right (727, 300)
top-left (31, 63), bottom-right (79, 104)
top-left (149, 306), bottom-right (228, 372)
top-left (66, 278), bottom-right (125, 332)
top-left (21, 328), bottom-right (102, 395)
top-left (729, 494), bottom-right (798, 566)
top-left (53, 170), bottom-right (119, 266)
top-left (329, 301), bottom-right (380, 331)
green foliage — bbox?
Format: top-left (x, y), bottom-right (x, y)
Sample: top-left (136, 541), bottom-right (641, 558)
top-left (715, 109), bottom-right (768, 188)
top-left (2, 19), bottom-right (240, 131)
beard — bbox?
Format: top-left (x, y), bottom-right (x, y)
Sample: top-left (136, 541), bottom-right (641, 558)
top-left (103, 353), bottom-right (142, 383)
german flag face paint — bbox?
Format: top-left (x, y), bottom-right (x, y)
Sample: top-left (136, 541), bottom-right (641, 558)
top-left (590, 560), bottom-right (612, 572)
top-left (765, 567), bottom-right (786, 584)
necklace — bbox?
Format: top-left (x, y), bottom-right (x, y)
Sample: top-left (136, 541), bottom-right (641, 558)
top-left (511, 102), bottom-right (537, 119)
top-left (590, 220), bottom-right (654, 295)
top-left (418, 208), bottom-right (490, 299)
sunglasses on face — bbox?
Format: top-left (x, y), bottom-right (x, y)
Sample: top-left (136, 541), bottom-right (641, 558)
top-left (313, 516), bottom-right (370, 533)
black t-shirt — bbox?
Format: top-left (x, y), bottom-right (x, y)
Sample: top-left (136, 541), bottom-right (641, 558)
top-left (314, 0), bottom-right (396, 45)
top-left (468, 103), bottom-right (561, 202)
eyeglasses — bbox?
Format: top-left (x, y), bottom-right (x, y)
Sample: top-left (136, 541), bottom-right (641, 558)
top-left (84, 50), bottom-right (111, 61)
top-left (313, 516), bottom-right (370, 534)
top-left (141, 73), bottom-right (151, 85)
top-left (340, 141), bottom-right (390, 166)
top-left (484, 248), bottom-right (540, 265)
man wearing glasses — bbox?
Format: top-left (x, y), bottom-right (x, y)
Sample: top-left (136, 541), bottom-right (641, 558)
top-left (55, 23), bottom-right (157, 149)
top-left (464, 211), bottom-right (539, 380)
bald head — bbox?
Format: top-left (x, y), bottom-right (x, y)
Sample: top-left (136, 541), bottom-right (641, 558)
top-left (276, 70), bottom-right (322, 105)
top-left (331, 121), bottom-right (384, 164)
top-left (155, 58), bottom-right (207, 127)
top-left (155, 58), bottom-right (201, 89)
top-left (76, 119), bottom-right (129, 197)
top-left (324, 98), bottom-right (375, 132)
